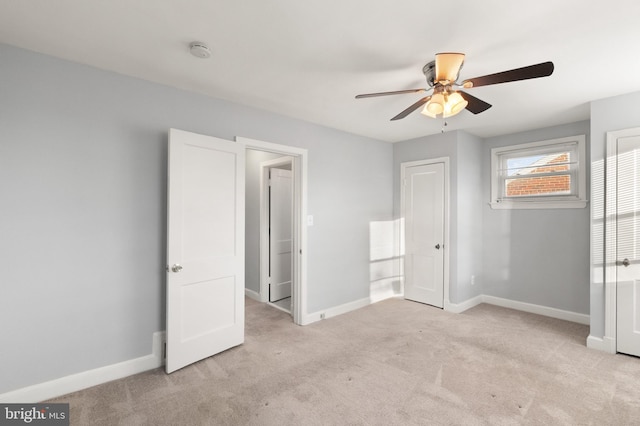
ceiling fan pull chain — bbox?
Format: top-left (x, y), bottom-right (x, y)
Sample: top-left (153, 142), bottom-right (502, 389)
top-left (441, 117), bottom-right (448, 133)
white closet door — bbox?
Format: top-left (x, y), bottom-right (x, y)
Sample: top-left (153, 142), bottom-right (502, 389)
top-left (403, 162), bottom-right (445, 308)
top-left (616, 134), bottom-right (640, 357)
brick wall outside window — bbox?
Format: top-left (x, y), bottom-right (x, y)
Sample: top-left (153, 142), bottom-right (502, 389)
top-left (506, 153), bottom-right (570, 197)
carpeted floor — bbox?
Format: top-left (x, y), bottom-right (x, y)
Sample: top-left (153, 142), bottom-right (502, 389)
top-left (48, 297), bottom-right (640, 425)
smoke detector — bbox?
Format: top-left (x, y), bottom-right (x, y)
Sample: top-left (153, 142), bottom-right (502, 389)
top-left (190, 42), bottom-right (211, 59)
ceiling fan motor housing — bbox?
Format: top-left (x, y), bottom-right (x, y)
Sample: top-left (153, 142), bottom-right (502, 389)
top-left (423, 61), bottom-right (437, 86)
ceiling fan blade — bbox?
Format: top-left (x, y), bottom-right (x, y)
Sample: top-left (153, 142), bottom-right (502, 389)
top-left (462, 61), bottom-right (554, 88)
top-left (435, 52), bottom-right (465, 83)
top-left (390, 96), bottom-right (431, 121)
top-left (459, 91), bottom-right (492, 114)
top-left (355, 88), bottom-right (427, 99)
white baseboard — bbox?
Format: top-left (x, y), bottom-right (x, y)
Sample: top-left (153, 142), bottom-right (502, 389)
top-left (244, 288), bottom-right (261, 302)
top-left (302, 296), bottom-right (373, 325)
top-left (445, 295), bottom-right (483, 313)
top-left (369, 278), bottom-right (401, 304)
top-left (0, 331), bottom-right (166, 403)
top-left (303, 293), bottom-right (589, 327)
top-left (586, 334), bottom-right (616, 354)
top-left (481, 295), bottom-right (589, 325)
top-left (444, 294), bottom-right (589, 325)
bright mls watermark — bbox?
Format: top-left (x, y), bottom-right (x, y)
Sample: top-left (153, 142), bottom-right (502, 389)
top-left (0, 404), bottom-right (69, 425)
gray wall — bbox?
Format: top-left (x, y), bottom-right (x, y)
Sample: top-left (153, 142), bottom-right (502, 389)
top-left (481, 121), bottom-right (591, 314)
top-left (589, 90), bottom-right (640, 337)
top-left (455, 132), bottom-right (484, 302)
top-left (0, 43), bottom-right (393, 394)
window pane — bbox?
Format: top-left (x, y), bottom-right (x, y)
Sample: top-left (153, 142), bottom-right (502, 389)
top-left (490, 135), bottom-right (585, 209)
top-left (506, 151), bottom-right (571, 176)
top-left (505, 175), bottom-right (571, 197)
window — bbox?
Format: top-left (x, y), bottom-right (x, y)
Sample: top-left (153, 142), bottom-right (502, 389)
top-left (490, 135), bottom-right (587, 209)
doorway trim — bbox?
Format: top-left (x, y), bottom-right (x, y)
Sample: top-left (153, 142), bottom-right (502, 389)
top-left (399, 157), bottom-right (451, 309)
top-left (602, 126), bottom-right (640, 353)
top-left (236, 136), bottom-right (307, 326)
top-left (260, 156), bottom-right (294, 307)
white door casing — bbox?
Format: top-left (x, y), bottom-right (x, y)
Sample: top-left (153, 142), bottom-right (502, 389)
top-left (402, 160), bottom-right (446, 308)
top-left (615, 134), bottom-right (640, 357)
top-left (166, 129), bottom-right (245, 373)
top-left (238, 137), bottom-right (307, 326)
top-left (269, 168), bottom-right (293, 302)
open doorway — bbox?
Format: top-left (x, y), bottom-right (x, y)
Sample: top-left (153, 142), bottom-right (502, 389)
top-left (239, 137), bottom-right (307, 325)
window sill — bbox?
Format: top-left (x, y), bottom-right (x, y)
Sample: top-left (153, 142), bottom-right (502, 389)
top-left (490, 199), bottom-right (588, 210)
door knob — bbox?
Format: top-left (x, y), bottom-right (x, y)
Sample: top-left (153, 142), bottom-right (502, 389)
top-left (171, 264), bottom-right (183, 273)
top-left (435, 244), bottom-right (441, 250)
top-left (622, 258), bottom-right (630, 267)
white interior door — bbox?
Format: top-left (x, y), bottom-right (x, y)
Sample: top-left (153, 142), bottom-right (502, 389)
top-left (166, 128), bottom-right (245, 373)
top-left (403, 162), bottom-right (445, 308)
top-left (616, 134), bottom-right (640, 357)
top-left (269, 168), bottom-right (293, 302)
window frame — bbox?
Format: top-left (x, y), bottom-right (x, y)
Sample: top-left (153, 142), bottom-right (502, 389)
top-left (490, 135), bottom-right (587, 210)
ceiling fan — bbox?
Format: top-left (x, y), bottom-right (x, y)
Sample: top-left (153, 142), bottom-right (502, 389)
top-left (355, 53), bottom-right (554, 121)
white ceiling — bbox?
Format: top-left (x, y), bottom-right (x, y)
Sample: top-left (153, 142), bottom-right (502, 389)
top-left (2, 0), bottom-right (640, 142)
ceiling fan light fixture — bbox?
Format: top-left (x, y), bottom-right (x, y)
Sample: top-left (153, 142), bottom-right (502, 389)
top-left (424, 92), bottom-right (445, 116)
top-left (443, 91), bottom-right (468, 118)
top-left (421, 91), bottom-right (467, 119)
top-left (420, 105), bottom-right (437, 118)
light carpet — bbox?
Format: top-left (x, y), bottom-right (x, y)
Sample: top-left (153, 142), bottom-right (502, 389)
top-left (48, 297), bottom-right (640, 425)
